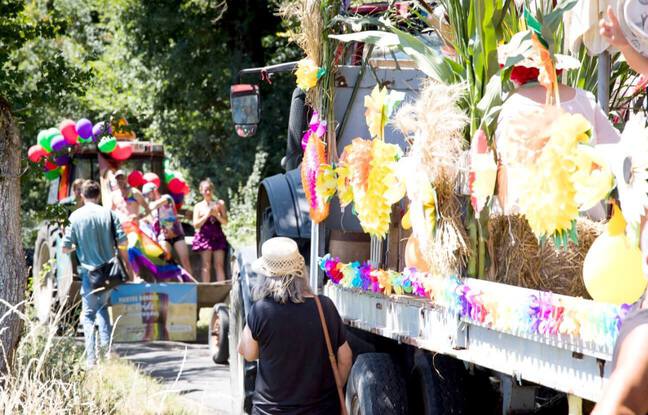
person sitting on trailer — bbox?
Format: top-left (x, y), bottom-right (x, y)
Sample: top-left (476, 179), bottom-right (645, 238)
top-left (238, 237), bottom-right (352, 415)
top-left (600, 3), bottom-right (648, 76)
top-left (495, 30), bottom-right (621, 219)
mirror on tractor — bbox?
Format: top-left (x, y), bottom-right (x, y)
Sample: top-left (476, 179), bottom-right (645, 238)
top-left (230, 84), bottom-right (260, 138)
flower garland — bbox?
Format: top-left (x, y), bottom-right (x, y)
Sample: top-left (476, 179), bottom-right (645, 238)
top-left (301, 111), bottom-right (329, 223)
top-left (320, 254), bottom-right (629, 348)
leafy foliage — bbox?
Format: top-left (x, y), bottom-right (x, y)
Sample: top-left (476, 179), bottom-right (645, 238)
top-left (4, 0), bottom-right (301, 247)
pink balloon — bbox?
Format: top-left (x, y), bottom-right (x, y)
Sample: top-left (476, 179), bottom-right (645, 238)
top-left (143, 172), bottom-right (161, 187)
top-left (128, 170), bottom-right (145, 188)
top-left (59, 119), bottom-right (78, 145)
top-left (111, 142), bottom-right (133, 161)
top-left (28, 145), bottom-right (47, 163)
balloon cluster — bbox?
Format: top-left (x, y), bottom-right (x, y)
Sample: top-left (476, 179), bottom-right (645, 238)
top-left (127, 167), bottom-right (190, 208)
top-left (28, 118), bottom-right (134, 180)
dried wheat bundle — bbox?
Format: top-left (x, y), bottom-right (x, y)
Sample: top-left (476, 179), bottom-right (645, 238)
top-left (393, 80), bottom-right (468, 183)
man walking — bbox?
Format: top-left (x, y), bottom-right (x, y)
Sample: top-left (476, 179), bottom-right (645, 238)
top-left (62, 180), bottom-right (127, 367)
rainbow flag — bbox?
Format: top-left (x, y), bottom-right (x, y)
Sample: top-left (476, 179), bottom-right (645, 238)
top-left (122, 221), bottom-right (193, 282)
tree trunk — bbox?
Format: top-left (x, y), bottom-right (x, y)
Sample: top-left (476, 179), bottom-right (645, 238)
top-left (0, 97), bottom-right (26, 370)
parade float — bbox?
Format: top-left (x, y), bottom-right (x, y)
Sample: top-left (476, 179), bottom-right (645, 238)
top-left (226, 1), bottom-right (648, 413)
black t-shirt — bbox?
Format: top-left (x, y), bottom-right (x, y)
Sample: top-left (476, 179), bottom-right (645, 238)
top-left (247, 295), bottom-right (347, 415)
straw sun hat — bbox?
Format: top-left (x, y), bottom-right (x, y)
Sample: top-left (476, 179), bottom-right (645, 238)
top-left (252, 237), bottom-right (306, 278)
top-left (617, 0), bottom-right (648, 58)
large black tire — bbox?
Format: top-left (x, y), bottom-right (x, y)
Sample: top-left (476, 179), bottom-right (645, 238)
top-left (209, 303), bottom-right (230, 364)
top-left (33, 224), bottom-right (61, 324)
top-left (407, 351), bottom-right (468, 415)
top-left (408, 351), bottom-right (498, 415)
top-left (346, 353), bottom-right (408, 415)
top-left (229, 257), bottom-right (255, 414)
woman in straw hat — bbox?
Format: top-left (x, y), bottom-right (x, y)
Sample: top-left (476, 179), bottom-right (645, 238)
top-left (238, 237), bottom-right (352, 415)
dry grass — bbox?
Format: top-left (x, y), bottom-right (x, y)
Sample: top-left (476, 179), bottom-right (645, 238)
top-left (487, 215), bottom-right (602, 297)
top-left (427, 177), bottom-right (472, 276)
top-left (0, 298), bottom-right (192, 414)
top-left (394, 81), bottom-right (470, 275)
top-left (278, 0), bottom-right (324, 105)
top-left (393, 80), bottom-right (468, 183)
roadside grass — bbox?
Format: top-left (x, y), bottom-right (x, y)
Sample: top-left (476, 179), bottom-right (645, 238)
top-left (0, 299), bottom-right (193, 414)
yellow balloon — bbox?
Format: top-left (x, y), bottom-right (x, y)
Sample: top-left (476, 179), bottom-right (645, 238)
top-left (583, 206), bottom-right (647, 305)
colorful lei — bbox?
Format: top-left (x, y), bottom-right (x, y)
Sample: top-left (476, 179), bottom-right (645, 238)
top-left (320, 254), bottom-right (629, 348)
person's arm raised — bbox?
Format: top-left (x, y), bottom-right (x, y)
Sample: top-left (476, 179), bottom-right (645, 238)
top-left (600, 6), bottom-right (648, 75)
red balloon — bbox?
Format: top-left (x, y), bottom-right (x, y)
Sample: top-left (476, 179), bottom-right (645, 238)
top-left (43, 160), bottom-right (58, 172)
top-left (143, 172), bottom-right (161, 187)
top-left (180, 182), bottom-right (190, 195)
top-left (111, 142), bottom-right (133, 161)
top-left (28, 145), bottom-right (47, 163)
top-left (128, 170), bottom-right (145, 188)
top-left (168, 178), bottom-right (184, 194)
top-left (59, 119), bottom-right (78, 145)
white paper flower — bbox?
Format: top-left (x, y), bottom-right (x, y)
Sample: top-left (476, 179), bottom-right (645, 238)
top-left (614, 113), bottom-right (648, 235)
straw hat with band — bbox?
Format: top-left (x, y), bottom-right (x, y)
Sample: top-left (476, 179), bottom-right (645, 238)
top-left (252, 237), bottom-right (306, 279)
top-left (617, 0), bottom-right (648, 58)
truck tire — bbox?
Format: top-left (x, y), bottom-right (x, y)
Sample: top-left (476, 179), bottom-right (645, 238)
top-left (346, 353), bottom-right (408, 415)
top-left (229, 260), bottom-right (255, 414)
top-left (209, 303), bottom-right (230, 364)
top-left (33, 225), bottom-right (61, 324)
top-left (407, 351), bottom-right (469, 415)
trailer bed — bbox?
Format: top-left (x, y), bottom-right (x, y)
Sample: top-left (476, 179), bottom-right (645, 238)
top-left (324, 280), bottom-right (616, 402)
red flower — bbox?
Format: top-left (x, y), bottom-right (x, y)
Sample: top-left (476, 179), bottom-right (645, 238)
top-left (510, 66), bottom-right (539, 87)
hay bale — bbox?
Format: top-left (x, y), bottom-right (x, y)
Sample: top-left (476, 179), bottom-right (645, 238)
top-left (487, 215), bottom-right (602, 298)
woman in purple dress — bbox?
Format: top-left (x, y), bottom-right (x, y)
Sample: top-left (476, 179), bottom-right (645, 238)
top-left (192, 179), bottom-right (228, 282)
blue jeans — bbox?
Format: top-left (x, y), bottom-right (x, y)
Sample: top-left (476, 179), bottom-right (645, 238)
top-left (80, 270), bottom-right (112, 366)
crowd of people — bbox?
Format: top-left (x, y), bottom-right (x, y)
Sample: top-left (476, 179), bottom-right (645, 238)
top-left (61, 169), bottom-right (230, 367)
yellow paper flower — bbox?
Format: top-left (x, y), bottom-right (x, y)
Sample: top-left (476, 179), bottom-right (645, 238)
top-left (335, 164), bottom-right (354, 207)
top-left (516, 112), bottom-right (596, 239)
top-left (571, 145), bottom-right (613, 211)
top-left (295, 58), bottom-right (320, 91)
top-left (316, 164), bottom-right (338, 202)
top-left (364, 85), bottom-right (389, 139)
top-left (355, 140), bottom-right (405, 238)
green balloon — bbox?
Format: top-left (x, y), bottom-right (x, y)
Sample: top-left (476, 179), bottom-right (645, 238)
top-left (44, 168), bottom-right (61, 181)
top-left (38, 128), bottom-right (58, 153)
top-left (165, 170), bottom-right (176, 184)
top-left (78, 136), bottom-right (93, 144)
top-left (98, 136), bottom-right (117, 153)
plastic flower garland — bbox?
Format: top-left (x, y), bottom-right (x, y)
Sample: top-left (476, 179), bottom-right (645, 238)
top-left (301, 111), bottom-right (330, 223)
top-left (320, 254), bottom-right (629, 348)
top-left (295, 58), bottom-right (325, 91)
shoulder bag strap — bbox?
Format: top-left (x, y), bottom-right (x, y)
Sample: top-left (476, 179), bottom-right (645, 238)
top-left (313, 295), bottom-right (348, 415)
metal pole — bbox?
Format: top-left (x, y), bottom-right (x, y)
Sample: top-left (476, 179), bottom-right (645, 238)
top-left (309, 221), bottom-right (320, 293)
top-left (597, 51), bottom-right (611, 113)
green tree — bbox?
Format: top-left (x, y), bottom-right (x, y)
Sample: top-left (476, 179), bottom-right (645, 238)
top-left (0, 0), bottom-right (91, 368)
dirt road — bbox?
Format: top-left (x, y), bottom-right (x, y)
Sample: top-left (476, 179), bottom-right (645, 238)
top-left (115, 341), bottom-right (233, 414)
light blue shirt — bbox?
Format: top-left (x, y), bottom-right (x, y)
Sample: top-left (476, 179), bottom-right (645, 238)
top-left (62, 202), bottom-right (127, 270)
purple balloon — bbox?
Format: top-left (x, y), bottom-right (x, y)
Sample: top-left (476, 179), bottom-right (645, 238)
top-left (55, 155), bottom-right (71, 166)
top-left (76, 118), bottom-right (93, 139)
top-left (92, 121), bottom-right (112, 138)
top-left (170, 192), bottom-right (184, 205)
top-left (51, 134), bottom-right (67, 152)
